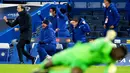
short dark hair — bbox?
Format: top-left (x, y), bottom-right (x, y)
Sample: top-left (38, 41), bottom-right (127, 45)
top-left (42, 20), bottom-right (49, 25)
top-left (71, 17), bottom-right (79, 22)
top-left (21, 6), bottom-right (25, 10)
top-left (106, 0), bottom-right (111, 3)
top-left (110, 45), bottom-right (128, 60)
top-left (50, 7), bottom-right (56, 13)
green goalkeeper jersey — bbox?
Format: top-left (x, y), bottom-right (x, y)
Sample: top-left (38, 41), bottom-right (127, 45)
top-left (52, 38), bottom-right (115, 68)
top-left (40, 38), bottom-right (116, 73)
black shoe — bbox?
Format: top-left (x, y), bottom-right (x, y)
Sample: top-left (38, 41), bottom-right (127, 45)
top-left (32, 57), bottom-right (36, 64)
top-left (19, 62), bottom-right (24, 64)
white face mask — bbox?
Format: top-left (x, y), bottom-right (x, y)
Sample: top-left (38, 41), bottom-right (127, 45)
top-left (102, 3), bottom-right (106, 7)
top-left (49, 13), bottom-right (53, 16)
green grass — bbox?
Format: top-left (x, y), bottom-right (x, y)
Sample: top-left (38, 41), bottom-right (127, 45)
top-left (0, 64), bottom-right (130, 73)
top-left (0, 64), bottom-right (39, 73)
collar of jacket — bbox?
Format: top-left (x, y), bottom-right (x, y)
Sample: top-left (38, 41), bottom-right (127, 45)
top-left (107, 3), bottom-right (114, 10)
top-left (18, 10), bottom-right (27, 16)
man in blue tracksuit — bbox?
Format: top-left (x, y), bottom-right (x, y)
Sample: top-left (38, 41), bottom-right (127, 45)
top-left (70, 17), bottom-right (91, 43)
top-left (125, 0), bottom-right (130, 26)
top-left (46, 7), bottom-right (57, 31)
top-left (56, 7), bottom-right (68, 30)
top-left (103, 0), bottom-right (120, 36)
top-left (56, 7), bottom-right (70, 37)
top-left (37, 20), bottom-right (56, 62)
top-left (47, 7), bottom-right (70, 37)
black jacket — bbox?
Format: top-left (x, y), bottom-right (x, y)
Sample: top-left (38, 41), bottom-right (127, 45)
top-left (6, 10), bottom-right (32, 41)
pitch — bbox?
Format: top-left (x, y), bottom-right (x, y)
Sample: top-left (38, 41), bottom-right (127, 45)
top-left (0, 64), bottom-right (129, 73)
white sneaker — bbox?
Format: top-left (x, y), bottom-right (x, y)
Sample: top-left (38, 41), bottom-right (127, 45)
top-left (34, 55), bottom-right (39, 64)
top-left (45, 55), bottom-right (52, 61)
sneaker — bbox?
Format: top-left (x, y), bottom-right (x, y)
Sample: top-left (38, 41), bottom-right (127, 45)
top-left (19, 62), bottom-right (24, 64)
top-left (45, 55), bottom-right (52, 61)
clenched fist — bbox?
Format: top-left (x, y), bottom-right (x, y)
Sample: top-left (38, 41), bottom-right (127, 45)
top-left (3, 16), bottom-right (8, 22)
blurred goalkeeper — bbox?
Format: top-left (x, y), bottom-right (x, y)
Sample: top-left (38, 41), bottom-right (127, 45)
top-left (34, 30), bottom-right (128, 73)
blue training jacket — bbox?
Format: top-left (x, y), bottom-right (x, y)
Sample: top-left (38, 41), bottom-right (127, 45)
top-left (104, 3), bottom-right (120, 28)
top-left (56, 7), bottom-right (68, 30)
top-left (46, 16), bottom-right (58, 31)
top-left (125, 0), bottom-right (130, 20)
top-left (39, 26), bottom-right (56, 45)
top-left (46, 7), bottom-right (68, 31)
top-left (125, 0), bottom-right (130, 11)
top-left (70, 18), bottom-right (91, 43)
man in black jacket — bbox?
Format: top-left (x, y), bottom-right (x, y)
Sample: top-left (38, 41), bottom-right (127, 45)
top-left (3, 4), bottom-right (35, 64)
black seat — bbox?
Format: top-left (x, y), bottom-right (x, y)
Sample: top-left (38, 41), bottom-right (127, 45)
top-left (89, 31), bottom-right (101, 38)
top-left (95, 26), bottom-right (104, 31)
top-left (119, 26), bottom-right (130, 31)
top-left (117, 31), bottom-right (129, 37)
top-left (93, 10), bottom-right (104, 15)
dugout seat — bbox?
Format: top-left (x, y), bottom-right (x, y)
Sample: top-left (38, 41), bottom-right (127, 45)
top-left (117, 31), bottom-right (129, 37)
top-left (0, 43), bottom-right (10, 62)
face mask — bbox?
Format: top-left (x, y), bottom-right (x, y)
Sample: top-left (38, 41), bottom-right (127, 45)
top-left (49, 13), bottom-right (53, 16)
top-left (103, 3), bottom-right (106, 7)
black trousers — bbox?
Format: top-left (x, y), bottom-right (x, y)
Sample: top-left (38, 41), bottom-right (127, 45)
top-left (16, 39), bottom-right (34, 62)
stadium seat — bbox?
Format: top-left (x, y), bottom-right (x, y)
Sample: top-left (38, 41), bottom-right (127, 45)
top-left (95, 26), bottom-right (104, 31)
top-left (119, 26), bottom-right (130, 31)
top-left (93, 10), bottom-right (104, 15)
top-left (117, 31), bottom-right (129, 37)
top-left (85, 15), bottom-right (93, 21)
top-left (88, 31), bottom-right (100, 38)
top-left (118, 20), bottom-right (129, 27)
top-left (90, 26), bottom-right (95, 31)
top-left (120, 15), bottom-right (126, 20)
top-left (91, 20), bottom-right (103, 26)
top-left (80, 10), bottom-right (93, 15)
top-left (0, 43), bottom-right (10, 62)
top-left (119, 10), bottom-right (126, 16)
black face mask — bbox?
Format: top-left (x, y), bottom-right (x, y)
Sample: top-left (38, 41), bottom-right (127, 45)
top-left (18, 10), bottom-right (26, 16)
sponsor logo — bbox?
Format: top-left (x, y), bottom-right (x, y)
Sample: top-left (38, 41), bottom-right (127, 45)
top-left (7, 13), bottom-right (19, 18)
top-left (1, 52), bottom-right (5, 56)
